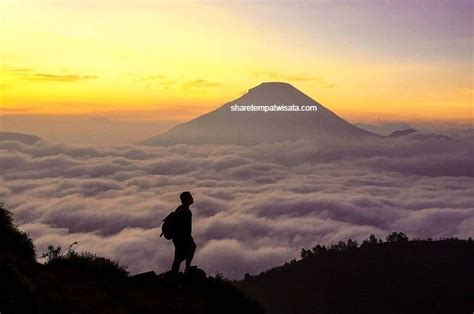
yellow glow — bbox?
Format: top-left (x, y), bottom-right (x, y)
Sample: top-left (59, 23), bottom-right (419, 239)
top-left (1, 0), bottom-right (472, 123)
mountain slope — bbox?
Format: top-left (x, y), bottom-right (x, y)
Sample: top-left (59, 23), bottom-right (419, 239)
top-left (237, 236), bottom-right (474, 314)
top-left (144, 82), bottom-right (377, 145)
top-left (388, 128), bottom-right (417, 137)
top-left (0, 205), bottom-right (263, 314)
top-left (0, 131), bottom-right (42, 144)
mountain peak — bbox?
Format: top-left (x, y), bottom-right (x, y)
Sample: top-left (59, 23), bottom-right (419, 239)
top-left (240, 82), bottom-right (314, 107)
top-left (249, 82), bottom-right (295, 92)
top-left (143, 83), bottom-right (378, 145)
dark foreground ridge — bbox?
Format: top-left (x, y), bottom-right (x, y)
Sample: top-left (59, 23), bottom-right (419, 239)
top-left (0, 261), bottom-right (263, 314)
top-left (0, 205), bottom-right (263, 314)
top-left (237, 234), bottom-right (474, 314)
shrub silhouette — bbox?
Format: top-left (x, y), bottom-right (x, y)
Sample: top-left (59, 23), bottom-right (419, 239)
top-left (0, 203), bottom-right (35, 262)
top-left (41, 245), bottom-right (63, 262)
top-left (42, 244), bottom-right (128, 279)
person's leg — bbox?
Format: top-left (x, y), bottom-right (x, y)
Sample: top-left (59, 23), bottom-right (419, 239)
top-left (171, 242), bottom-right (182, 273)
top-left (185, 239), bottom-right (196, 271)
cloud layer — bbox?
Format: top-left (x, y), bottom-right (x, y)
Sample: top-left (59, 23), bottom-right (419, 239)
top-left (1, 133), bottom-right (473, 278)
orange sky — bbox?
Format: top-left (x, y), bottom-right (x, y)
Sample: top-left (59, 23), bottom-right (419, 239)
top-left (1, 0), bottom-right (473, 124)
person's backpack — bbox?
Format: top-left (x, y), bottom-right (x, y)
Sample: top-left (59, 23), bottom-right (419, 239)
top-left (160, 211), bottom-right (177, 240)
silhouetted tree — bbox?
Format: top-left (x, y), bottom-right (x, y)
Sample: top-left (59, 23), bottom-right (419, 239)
top-left (347, 239), bottom-right (358, 249)
top-left (337, 241), bottom-right (347, 251)
top-left (386, 232), bottom-right (409, 243)
top-left (362, 234), bottom-right (379, 246)
top-left (301, 248), bottom-right (312, 259)
top-left (0, 203), bottom-right (35, 262)
top-left (312, 244), bottom-right (327, 255)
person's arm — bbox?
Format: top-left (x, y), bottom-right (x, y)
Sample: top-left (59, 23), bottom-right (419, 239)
top-left (185, 211), bottom-right (192, 237)
top-left (174, 206), bottom-right (184, 238)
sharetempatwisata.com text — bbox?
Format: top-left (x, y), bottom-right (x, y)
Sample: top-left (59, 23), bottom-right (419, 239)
top-left (230, 104), bottom-right (318, 113)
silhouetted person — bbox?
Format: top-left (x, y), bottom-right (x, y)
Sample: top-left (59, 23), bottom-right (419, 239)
top-left (171, 191), bottom-right (196, 273)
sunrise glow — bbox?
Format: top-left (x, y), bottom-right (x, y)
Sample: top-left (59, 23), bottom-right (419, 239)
top-left (1, 0), bottom-right (472, 122)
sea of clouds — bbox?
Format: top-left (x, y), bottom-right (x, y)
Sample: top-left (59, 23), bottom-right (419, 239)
top-left (1, 133), bottom-right (473, 278)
